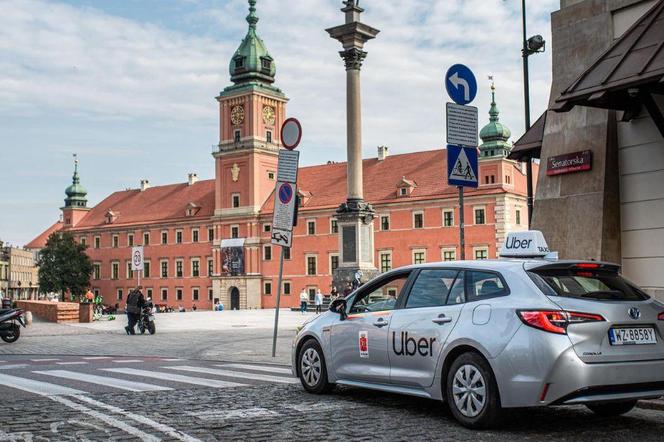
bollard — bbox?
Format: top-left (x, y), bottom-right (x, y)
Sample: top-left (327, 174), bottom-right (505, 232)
top-left (24, 310), bottom-right (33, 326)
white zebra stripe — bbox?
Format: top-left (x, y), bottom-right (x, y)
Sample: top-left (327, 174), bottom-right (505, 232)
top-left (167, 366), bottom-right (298, 384)
top-left (102, 368), bottom-right (246, 388)
top-left (217, 363), bottom-right (293, 375)
top-left (0, 372), bottom-right (83, 396)
top-left (34, 370), bottom-right (172, 392)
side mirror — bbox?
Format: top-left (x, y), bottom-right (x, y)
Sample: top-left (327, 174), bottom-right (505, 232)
top-left (329, 298), bottom-right (348, 321)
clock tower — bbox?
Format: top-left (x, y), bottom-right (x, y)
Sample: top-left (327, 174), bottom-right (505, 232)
top-left (212, 0), bottom-right (288, 309)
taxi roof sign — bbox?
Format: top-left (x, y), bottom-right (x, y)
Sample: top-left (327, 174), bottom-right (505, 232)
top-left (500, 230), bottom-right (551, 258)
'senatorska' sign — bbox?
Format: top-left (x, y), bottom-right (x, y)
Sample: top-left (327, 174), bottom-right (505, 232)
top-left (546, 150), bottom-right (592, 176)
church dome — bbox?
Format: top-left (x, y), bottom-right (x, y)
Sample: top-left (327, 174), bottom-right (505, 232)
top-left (229, 0), bottom-right (276, 85)
top-left (479, 83), bottom-right (512, 158)
top-left (64, 155), bottom-right (88, 208)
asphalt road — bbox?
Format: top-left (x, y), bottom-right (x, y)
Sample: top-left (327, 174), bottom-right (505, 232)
top-left (1, 355), bottom-right (664, 441)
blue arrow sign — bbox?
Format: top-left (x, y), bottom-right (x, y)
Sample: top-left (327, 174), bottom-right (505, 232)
top-left (447, 145), bottom-right (478, 188)
top-left (445, 64), bottom-right (477, 105)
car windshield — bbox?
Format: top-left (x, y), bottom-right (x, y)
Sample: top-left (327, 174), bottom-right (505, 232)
top-left (528, 268), bottom-right (649, 301)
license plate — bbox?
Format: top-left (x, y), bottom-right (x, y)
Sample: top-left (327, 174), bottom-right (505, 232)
top-left (609, 327), bottom-right (657, 345)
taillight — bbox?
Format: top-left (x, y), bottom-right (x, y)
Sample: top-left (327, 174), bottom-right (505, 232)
top-left (575, 263), bottom-right (600, 269)
top-left (517, 310), bottom-right (605, 335)
top-left (658, 312), bottom-right (664, 321)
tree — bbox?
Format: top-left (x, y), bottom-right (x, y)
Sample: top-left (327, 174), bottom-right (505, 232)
top-left (38, 232), bottom-right (92, 300)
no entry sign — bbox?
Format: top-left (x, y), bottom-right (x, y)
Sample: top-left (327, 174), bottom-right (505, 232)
top-left (281, 118), bottom-right (302, 150)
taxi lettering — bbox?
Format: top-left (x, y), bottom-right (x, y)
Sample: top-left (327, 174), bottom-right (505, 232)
top-left (392, 331), bottom-right (436, 357)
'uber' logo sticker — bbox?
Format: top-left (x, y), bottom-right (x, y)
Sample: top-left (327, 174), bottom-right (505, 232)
top-left (392, 331), bottom-right (436, 357)
top-left (359, 331), bottom-right (369, 358)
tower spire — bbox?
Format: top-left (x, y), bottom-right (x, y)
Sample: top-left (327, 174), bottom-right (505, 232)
top-left (64, 153), bottom-right (88, 208)
top-left (479, 78), bottom-right (512, 158)
top-left (247, 0), bottom-right (258, 29)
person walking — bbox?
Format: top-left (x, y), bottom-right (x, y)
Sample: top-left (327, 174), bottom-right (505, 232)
top-left (299, 289), bottom-right (308, 314)
top-left (124, 286), bottom-right (145, 335)
top-left (314, 289), bottom-right (324, 314)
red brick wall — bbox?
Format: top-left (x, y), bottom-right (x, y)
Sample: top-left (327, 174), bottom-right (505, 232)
top-left (16, 301), bottom-right (79, 323)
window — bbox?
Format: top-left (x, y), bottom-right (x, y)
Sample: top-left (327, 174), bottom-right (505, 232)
top-left (80, 237), bottom-right (86, 246)
top-left (176, 260), bottom-right (183, 278)
top-left (93, 263), bottom-right (101, 280)
top-left (208, 288), bottom-right (213, 301)
top-left (231, 225), bottom-right (239, 239)
top-left (111, 262), bottom-right (119, 280)
top-left (161, 260), bottom-right (168, 278)
top-left (176, 230), bottom-right (183, 244)
top-left (307, 220), bottom-right (316, 235)
top-left (267, 171), bottom-right (275, 180)
top-left (446, 272), bottom-right (466, 305)
top-left (528, 268), bottom-right (649, 301)
top-left (467, 271), bottom-right (509, 300)
top-left (143, 232), bottom-right (150, 245)
top-left (264, 281), bottom-right (272, 296)
top-left (146, 288), bottom-right (153, 299)
top-left (400, 187), bottom-right (407, 196)
top-left (192, 288), bottom-right (199, 301)
top-left (263, 245), bottom-right (272, 261)
top-left (208, 228), bottom-right (214, 241)
top-left (144, 261), bottom-right (151, 278)
top-left (192, 229), bottom-right (199, 243)
top-left (283, 247), bottom-right (291, 260)
top-left (349, 272), bottom-right (410, 314)
top-left (117, 289), bottom-right (123, 300)
top-left (266, 131), bottom-right (272, 143)
top-left (234, 130), bottom-right (241, 143)
top-left (192, 259), bottom-right (200, 277)
top-left (380, 251), bottom-right (392, 273)
top-left (413, 212), bottom-right (423, 229)
top-left (207, 258), bottom-right (214, 276)
top-left (235, 57), bottom-right (244, 68)
top-left (232, 194), bottom-right (240, 208)
top-left (112, 235), bottom-right (119, 248)
top-left (161, 288), bottom-right (168, 301)
top-left (283, 282), bottom-right (291, 295)
top-left (474, 208), bottom-right (486, 225)
top-left (161, 231), bottom-right (168, 245)
top-left (412, 250), bottom-right (425, 265)
top-left (330, 219), bottom-right (338, 234)
top-left (380, 215), bottom-right (390, 231)
top-left (474, 248), bottom-right (488, 260)
top-left (94, 236), bottom-right (100, 249)
top-left (306, 256), bottom-right (317, 276)
top-left (515, 209), bottom-right (521, 225)
top-left (263, 223), bottom-right (271, 233)
top-left (126, 261), bottom-right (133, 279)
top-left (443, 210), bottom-right (454, 227)
top-left (261, 58), bottom-right (271, 70)
top-left (330, 254), bottom-right (339, 273)
top-left (128, 234), bottom-right (134, 246)
top-left (443, 249), bottom-right (456, 261)
top-left (406, 269), bottom-right (459, 309)
top-left (176, 288), bottom-right (183, 301)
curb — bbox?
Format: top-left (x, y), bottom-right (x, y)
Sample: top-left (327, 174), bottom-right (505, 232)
top-left (637, 399), bottom-right (664, 411)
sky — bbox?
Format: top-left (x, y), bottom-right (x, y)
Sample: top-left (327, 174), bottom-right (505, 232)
top-left (0, 0), bottom-right (558, 246)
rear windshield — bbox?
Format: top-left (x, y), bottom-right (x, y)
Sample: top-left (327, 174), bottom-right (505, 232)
top-left (528, 268), bottom-right (649, 301)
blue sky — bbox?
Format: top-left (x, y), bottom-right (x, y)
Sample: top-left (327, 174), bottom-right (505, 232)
top-left (0, 0), bottom-right (557, 246)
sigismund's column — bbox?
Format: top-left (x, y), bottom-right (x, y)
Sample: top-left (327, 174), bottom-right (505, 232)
top-left (326, 1), bottom-right (380, 289)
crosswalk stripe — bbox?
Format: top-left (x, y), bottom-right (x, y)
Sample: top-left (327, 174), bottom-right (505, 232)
top-left (56, 362), bottom-right (88, 366)
top-left (112, 359), bottom-right (143, 363)
top-left (30, 358), bottom-right (60, 362)
top-left (217, 364), bottom-right (293, 375)
top-left (34, 370), bottom-right (172, 392)
top-left (102, 368), bottom-right (247, 388)
top-left (83, 356), bottom-right (111, 360)
top-left (0, 364), bottom-right (28, 370)
top-left (0, 372), bottom-right (84, 396)
top-left (167, 366), bottom-right (299, 384)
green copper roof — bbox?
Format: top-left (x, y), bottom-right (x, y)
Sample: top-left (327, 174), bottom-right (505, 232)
top-left (64, 155), bottom-right (88, 208)
top-left (479, 83), bottom-right (512, 158)
top-left (228, 0), bottom-right (276, 86)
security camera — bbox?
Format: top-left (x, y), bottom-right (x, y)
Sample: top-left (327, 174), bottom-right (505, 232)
top-left (526, 35), bottom-right (545, 53)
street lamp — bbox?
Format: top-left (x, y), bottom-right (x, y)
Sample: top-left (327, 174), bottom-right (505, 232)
top-left (521, 0), bottom-right (545, 227)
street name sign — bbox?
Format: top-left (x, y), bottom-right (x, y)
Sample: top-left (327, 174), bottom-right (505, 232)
top-left (447, 145), bottom-right (478, 188)
top-left (445, 64), bottom-right (477, 105)
top-left (446, 102), bottom-right (478, 147)
top-left (131, 246), bottom-right (144, 271)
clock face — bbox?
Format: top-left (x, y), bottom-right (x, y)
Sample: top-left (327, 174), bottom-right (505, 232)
top-left (262, 106), bottom-right (275, 125)
top-left (230, 105), bottom-right (245, 125)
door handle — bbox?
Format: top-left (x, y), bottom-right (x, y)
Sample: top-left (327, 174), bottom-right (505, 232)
top-left (432, 315), bottom-right (453, 325)
top-left (373, 318), bottom-right (389, 328)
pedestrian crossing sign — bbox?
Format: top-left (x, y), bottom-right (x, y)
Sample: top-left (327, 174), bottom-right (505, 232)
top-left (447, 145), bottom-right (478, 188)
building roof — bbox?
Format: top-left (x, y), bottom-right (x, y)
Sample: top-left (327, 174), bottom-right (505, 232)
top-left (507, 111), bottom-right (547, 161)
top-left (261, 149), bottom-right (518, 213)
top-left (25, 220), bottom-right (63, 249)
top-left (553, 0), bottom-right (664, 112)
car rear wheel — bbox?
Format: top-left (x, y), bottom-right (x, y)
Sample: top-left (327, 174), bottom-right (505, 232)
top-left (586, 400), bottom-right (637, 417)
top-left (298, 339), bottom-right (333, 394)
top-left (446, 352), bottom-right (501, 429)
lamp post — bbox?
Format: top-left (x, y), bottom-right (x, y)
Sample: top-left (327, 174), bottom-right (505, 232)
top-left (521, 0), bottom-right (545, 227)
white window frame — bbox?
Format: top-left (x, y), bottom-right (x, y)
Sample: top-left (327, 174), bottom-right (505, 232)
top-left (126, 261), bottom-right (133, 279)
top-left (379, 250), bottom-right (392, 273)
top-left (161, 288), bottom-right (168, 301)
top-left (441, 247), bottom-right (456, 262)
top-left (413, 211), bottom-right (424, 229)
top-left (329, 253), bottom-right (339, 274)
top-left (267, 171), bottom-right (275, 180)
top-left (94, 236), bottom-right (101, 249)
top-left (192, 228), bottom-right (199, 243)
top-left (473, 206), bottom-right (486, 225)
top-left (175, 259), bottom-right (184, 278)
top-left (112, 234), bottom-right (119, 248)
top-left (161, 230), bottom-right (168, 245)
top-left (127, 233), bottom-right (134, 246)
top-left (230, 225), bottom-right (240, 239)
top-left (442, 209), bottom-right (454, 227)
top-left (263, 244), bottom-right (273, 261)
top-left (283, 281), bottom-right (292, 296)
top-left (264, 281), bottom-right (272, 296)
top-left (473, 246), bottom-right (489, 260)
top-left (143, 260), bottom-right (151, 278)
top-left (412, 249), bottom-right (426, 265)
top-left (116, 288), bottom-right (123, 300)
top-left (175, 229), bottom-right (183, 244)
top-left (307, 219), bottom-right (316, 235)
top-left (231, 193), bottom-right (241, 208)
top-left (191, 258), bottom-right (200, 277)
top-left (176, 288), bottom-right (183, 301)
top-left (207, 257), bottom-right (214, 276)
top-left (515, 209), bottom-right (521, 225)
top-left (263, 223), bottom-right (271, 233)
top-left (192, 287), bottom-right (200, 301)
top-left (93, 262), bottom-right (101, 280)
top-left (380, 214), bottom-right (390, 231)
top-left (330, 219), bottom-right (338, 234)
top-left (305, 254), bottom-right (317, 276)
top-left (160, 259), bottom-right (169, 278)
top-left (111, 261), bottom-right (120, 280)
top-left (142, 232), bottom-right (150, 245)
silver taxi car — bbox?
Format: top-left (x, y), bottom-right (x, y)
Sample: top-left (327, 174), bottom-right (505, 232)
top-left (292, 250), bottom-right (664, 428)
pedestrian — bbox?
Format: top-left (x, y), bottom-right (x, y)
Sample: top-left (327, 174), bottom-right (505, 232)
top-left (299, 288), bottom-right (308, 314)
top-left (85, 289), bottom-right (94, 303)
top-left (343, 282), bottom-right (353, 297)
top-left (192, 304), bottom-right (197, 312)
top-left (124, 285), bottom-right (144, 335)
top-left (314, 289), bottom-right (323, 314)
top-left (330, 285), bottom-right (338, 301)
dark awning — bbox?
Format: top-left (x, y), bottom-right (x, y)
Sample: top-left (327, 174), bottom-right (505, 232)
top-left (508, 111), bottom-right (547, 161)
top-left (552, 0), bottom-right (664, 136)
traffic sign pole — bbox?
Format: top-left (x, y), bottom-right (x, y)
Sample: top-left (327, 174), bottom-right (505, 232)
top-left (458, 186), bottom-right (465, 260)
top-left (271, 246), bottom-right (286, 358)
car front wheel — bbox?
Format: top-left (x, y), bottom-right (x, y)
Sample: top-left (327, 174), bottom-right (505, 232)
top-left (298, 339), bottom-right (333, 394)
top-left (586, 400), bottom-right (637, 417)
top-left (446, 352), bottom-right (501, 429)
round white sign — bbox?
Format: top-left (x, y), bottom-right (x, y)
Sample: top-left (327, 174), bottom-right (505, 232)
top-left (281, 118), bottom-right (302, 150)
